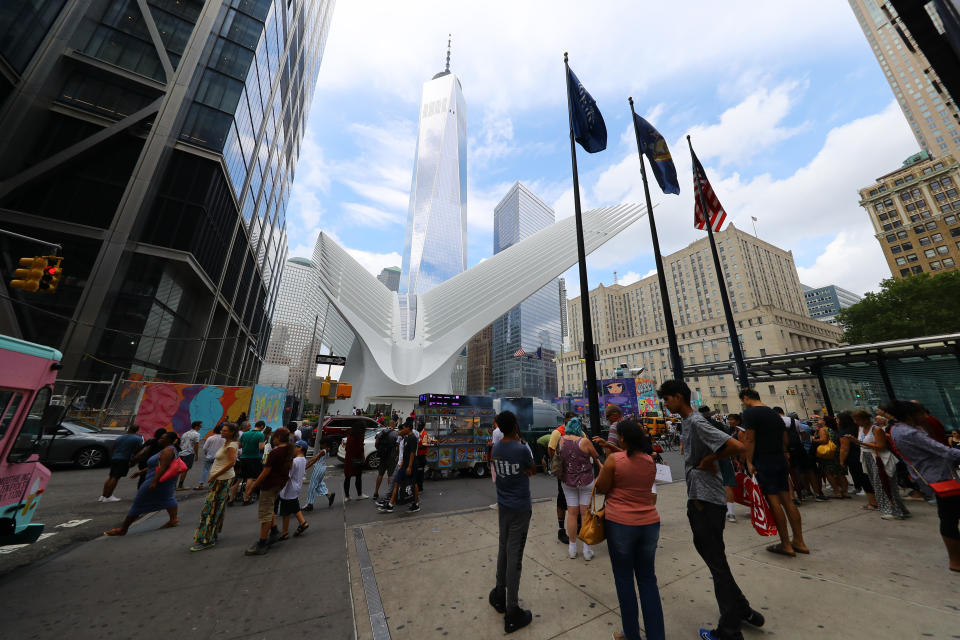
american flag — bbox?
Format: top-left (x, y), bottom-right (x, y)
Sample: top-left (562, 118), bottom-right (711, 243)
top-left (513, 347), bottom-right (526, 357)
top-left (690, 145), bottom-right (727, 232)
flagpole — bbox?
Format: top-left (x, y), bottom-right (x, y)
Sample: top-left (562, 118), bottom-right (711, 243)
top-left (629, 97), bottom-right (683, 383)
top-left (687, 135), bottom-right (749, 390)
top-left (564, 52), bottom-right (600, 438)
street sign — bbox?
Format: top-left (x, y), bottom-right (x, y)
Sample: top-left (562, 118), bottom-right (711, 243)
top-left (315, 354), bottom-right (346, 366)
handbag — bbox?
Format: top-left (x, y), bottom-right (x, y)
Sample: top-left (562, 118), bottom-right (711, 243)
top-left (815, 440), bottom-right (837, 461)
top-left (578, 485), bottom-right (605, 545)
top-left (549, 438), bottom-right (565, 481)
top-left (158, 456), bottom-right (187, 483)
top-left (745, 475), bottom-right (778, 537)
top-left (886, 428), bottom-right (960, 498)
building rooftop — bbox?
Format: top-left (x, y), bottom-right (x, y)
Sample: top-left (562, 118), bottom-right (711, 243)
top-left (288, 257), bottom-right (313, 267)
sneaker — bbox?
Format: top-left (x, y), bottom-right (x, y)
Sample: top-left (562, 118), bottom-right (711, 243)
top-left (568, 544), bottom-right (577, 560)
top-left (103, 495), bottom-right (121, 503)
top-left (557, 528), bottom-right (570, 544)
top-left (377, 503), bottom-right (394, 513)
top-left (372, 493), bottom-right (379, 500)
top-left (408, 502), bottom-right (421, 513)
top-left (357, 493), bottom-right (369, 500)
top-left (328, 493), bottom-right (336, 507)
top-left (698, 629), bottom-right (719, 640)
top-left (743, 609), bottom-right (765, 627)
top-left (376, 498), bottom-right (390, 507)
top-left (856, 490), bottom-right (866, 497)
top-left (488, 587), bottom-right (506, 614)
top-left (814, 495), bottom-right (829, 502)
top-left (190, 541), bottom-right (216, 552)
top-left (726, 513), bottom-right (737, 523)
top-left (881, 514), bottom-right (905, 520)
top-left (344, 496), bottom-right (351, 503)
top-left (97, 496), bottom-right (105, 502)
top-left (304, 504), bottom-right (314, 512)
top-left (244, 542), bottom-right (268, 556)
top-left (504, 607), bottom-right (533, 634)
top-left (583, 546), bottom-right (595, 561)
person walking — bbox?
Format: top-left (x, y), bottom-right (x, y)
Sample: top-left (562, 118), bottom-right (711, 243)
top-left (373, 421), bottom-right (399, 500)
top-left (488, 410), bottom-right (534, 634)
top-left (813, 415), bottom-right (849, 498)
top-left (131, 427), bottom-right (168, 489)
top-left (276, 440), bottom-right (310, 540)
top-left (99, 424), bottom-right (143, 503)
top-left (190, 423), bottom-right (238, 551)
top-left (558, 416), bottom-right (601, 560)
top-left (231, 421), bottom-right (264, 505)
top-left (377, 419), bottom-right (420, 513)
top-left (838, 411), bottom-right (872, 497)
top-left (605, 405), bottom-right (624, 449)
top-left (304, 441), bottom-right (336, 510)
top-left (104, 430), bottom-right (180, 536)
top-left (343, 423), bottom-right (368, 501)
top-left (739, 389), bottom-right (809, 558)
top-left (853, 410), bottom-right (909, 519)
top-left (177, 421), bottom-right (201, 490)
top-left (595, 420), bottom-right (665, 640)
top-left (658, 380), bottom-right (763, 640)
top-left (196, 424), bottom-right (224, 490)
top-left (243, 427), bottom-right (294, 556)
top-left (548, 414), bottom-right (572, 544)
top-left (886, 401), bottom-right (960, 572)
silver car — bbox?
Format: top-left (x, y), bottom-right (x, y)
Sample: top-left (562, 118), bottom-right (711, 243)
top-left (39, 421), bottom-right (123, 469)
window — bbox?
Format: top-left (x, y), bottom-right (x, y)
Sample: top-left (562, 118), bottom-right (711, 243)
top-left (893, 220), bottom-right (903, 228)
top-left (948, 189), bottom-right (959, 198)
top-left (900, 268), bottom-right (911, 276)
top-left (897, 230), bottom-right (908, 239)
top-left (909, 213), bottom-right (921, 222)
top-left (768, 385), bottom-right (776, 395)
top-left (932, 233), bottom-right (943, 242)
top-left (930, 260), bottom-right (942, 270)
top-left (895, 256), bottom-right (907, 265)
top-left (891, 245), bottom-right (902, 254)
top-left (8, 388), bottom-right (49, 463)
top-left (0, 391), bottom-right (24, 440)
top-left (944, 257), bottom-right (956, 267)
top-left (946, 215), bottom-right (957, 225)
top-left (911, 265), bottom-right (924, 274)
top-left (937, 245), bottom-right (949, 255)
top-left (907, 253), bottom-right (919, 262)
top-left (926, 221), bottom-right (938, 230)
top-left (914, 225), bottom-right (926, 234)
top-left (952, 228), bottom-right (960, 238)
top-left (944, 176), bottom-right (954, 186)
top-left (930, 181), bottom-right (942, 191)
top-left (924, 248), bottom-right (937, 258)
top-left (901, 241), bottom-right (913, 250)
top-left (919, 236), bottom-right (932, 246)
top-left (941, 204), bottom-right (953, 213)
top-left (759, 349), bottom-right (766, 356)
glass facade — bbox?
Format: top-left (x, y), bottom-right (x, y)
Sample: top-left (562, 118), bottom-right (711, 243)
top-left (398, 69), bottom-right (468, 299)
top-left (491, 183), bottom-right (561, 400)
top-left (0, 0), bottom-right (333, 385)
top-left (802, 284), bottom-right (862, 325)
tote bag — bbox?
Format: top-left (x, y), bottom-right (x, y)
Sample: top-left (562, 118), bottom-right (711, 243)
top-left (578, 485), bottom-right (605, 545)
top-left (745, 475), bottom-right (778, 537)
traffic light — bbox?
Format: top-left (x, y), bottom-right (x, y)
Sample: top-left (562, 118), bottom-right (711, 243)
top-left (38, 256), bottom-right (62, 293)
top-left (319, 381), bottom-right (331, 397)
top-left (855, 389), bottom-right (862, 399)
top-left (9, 256), bottom-right (47, 292)
top-left (336, 383), bottom-right (352, 400)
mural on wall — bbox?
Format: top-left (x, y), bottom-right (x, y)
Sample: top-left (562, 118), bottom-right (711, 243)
top-left (635, 378), bottom-right (659, 414)
top-left (135, 383), bottom-right (252, 436)
top-left (249, 385), bottom-right (286, 429)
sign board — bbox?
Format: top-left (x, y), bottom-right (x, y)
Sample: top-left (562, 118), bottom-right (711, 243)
top-left (315, 354), bottom-right (347, 366)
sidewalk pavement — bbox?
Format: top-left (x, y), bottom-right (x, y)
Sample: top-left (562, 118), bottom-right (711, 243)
top-left (347, 482), bottom-right (960, 640)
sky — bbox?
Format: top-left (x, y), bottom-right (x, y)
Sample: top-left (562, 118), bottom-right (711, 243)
top-left (287, 0), bottom-right (920, 297)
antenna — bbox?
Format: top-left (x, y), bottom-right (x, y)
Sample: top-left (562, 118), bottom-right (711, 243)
top-left (445, 33), bottom-right (451, 72)
top-left (613, 270), bottom-right (618, 284)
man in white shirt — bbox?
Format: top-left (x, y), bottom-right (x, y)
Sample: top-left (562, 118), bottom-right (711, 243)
top-left (177, 422), bottom-right (201, 489)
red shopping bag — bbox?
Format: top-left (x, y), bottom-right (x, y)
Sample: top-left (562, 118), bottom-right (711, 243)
top-left (744, 475), bottom-right (778, 537)
top-left (733, 471), bottom-right (752, 507)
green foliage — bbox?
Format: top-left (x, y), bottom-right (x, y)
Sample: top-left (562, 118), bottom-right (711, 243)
top-left (836, 271), bottom-right (960, 343)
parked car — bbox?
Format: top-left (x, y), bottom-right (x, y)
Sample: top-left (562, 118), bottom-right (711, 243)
top-left (319, 415), bottom-right (380, 451)
top-left (39, 421), bottom-right (123, 469)
top-left (336, 429), bottom-right (381, 470)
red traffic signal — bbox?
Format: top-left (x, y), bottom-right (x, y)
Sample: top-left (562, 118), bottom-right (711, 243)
top-left (39, 256), bottom-right (62, 293)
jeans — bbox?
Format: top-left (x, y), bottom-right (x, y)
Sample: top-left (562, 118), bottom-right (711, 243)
top-left (495, 507), bottom-right (531, 610)
top-left (687, 500), bottom-right (751, 640)
top-left (200, 458), bottom-right (214, 484)
top-left (605, 520), bottom-right (665, 640)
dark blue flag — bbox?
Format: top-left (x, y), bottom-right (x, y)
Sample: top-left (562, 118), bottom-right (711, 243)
top-left (633, 113), bottom-right (680, 195)
top-left (566, 66), bottom-right (607, 153)
top-left (536, 346), bottom-right (543, 360)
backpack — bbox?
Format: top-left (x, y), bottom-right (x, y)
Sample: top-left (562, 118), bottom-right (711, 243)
top-left (786, 417), bottom-right (804, 453)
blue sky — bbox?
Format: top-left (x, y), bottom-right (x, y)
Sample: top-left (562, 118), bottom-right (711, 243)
top-left (287, 0), bottom-right (920, 296)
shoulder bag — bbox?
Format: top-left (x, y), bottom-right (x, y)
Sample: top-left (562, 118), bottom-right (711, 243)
top-left (886, 431), bottom-right (960, 498)
top-left (578, 484), bottom-right (605, 545)
top-left (158, 455), bottom-right (187, 483)
top-left (549, 437), bottom-right (566, 481)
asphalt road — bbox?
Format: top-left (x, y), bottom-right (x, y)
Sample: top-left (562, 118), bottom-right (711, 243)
top-left (0, 451), bottom-right (685, 639)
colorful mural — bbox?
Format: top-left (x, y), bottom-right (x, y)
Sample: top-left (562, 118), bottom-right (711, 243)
top-left (635, 377), bottom-right (659, 414)
top-left (249, 385), bottom-right (286, 429)
top-left (135, 383), bottom-right (252, 437)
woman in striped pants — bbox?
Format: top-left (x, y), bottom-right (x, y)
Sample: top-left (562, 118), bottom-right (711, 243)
top-left (304, 442), bottom-right (335, 510)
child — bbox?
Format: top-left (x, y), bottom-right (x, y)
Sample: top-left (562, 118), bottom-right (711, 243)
top-left (304, 440), bottom-right (335, 510)
top-left (276, 440), bottom-right (310, 539)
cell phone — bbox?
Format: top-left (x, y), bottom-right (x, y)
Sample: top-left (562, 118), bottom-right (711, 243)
top-left (734, 426), bottom-right (746, 432)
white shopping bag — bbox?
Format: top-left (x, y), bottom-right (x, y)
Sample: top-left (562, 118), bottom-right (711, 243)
top-left (655, 463), bottom-right (673, 484)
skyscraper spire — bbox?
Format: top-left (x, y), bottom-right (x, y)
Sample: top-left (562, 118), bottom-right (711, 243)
top-left (445, 34), bottom-right (451, 72)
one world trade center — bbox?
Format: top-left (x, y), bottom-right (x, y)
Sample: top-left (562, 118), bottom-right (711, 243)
top-left (398, 39), bottom-right (468, 338)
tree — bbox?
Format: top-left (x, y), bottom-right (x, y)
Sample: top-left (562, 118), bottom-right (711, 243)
top-left (836, 271), bottom-right (960, 343)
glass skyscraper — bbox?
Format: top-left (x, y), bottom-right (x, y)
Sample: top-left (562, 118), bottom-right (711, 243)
top-left (0, 0), bottom-right (332, 385)
top-left (491, 182), bottom-right (561, 400)
top-left (398, 44), bottom-right (467, 337)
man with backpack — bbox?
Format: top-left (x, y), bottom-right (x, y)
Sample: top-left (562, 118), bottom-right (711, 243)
top-left (373, 420), bottom-right (399, 501)
top-left (377, 419), bottom-right (420, 513)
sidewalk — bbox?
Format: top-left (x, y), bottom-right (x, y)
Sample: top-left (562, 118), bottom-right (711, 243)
top-left (347, 482), bottom-right (960, 639)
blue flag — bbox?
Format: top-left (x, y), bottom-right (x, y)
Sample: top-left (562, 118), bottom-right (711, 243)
top-left (633, 113), bottom-right (680, 195)
top-left (566, 66), bottom-right (607, 153)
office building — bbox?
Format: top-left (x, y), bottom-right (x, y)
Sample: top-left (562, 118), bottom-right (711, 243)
top-left (260, 257), bottom-right (354, 393)
top-left (802, 284), bottom-right (862, 324)
top-left (0, 0), bottom-right (334, 384)
top-left (376, 266), bottom-right (400, 292)
top-left (557, 225), bottom-right (843, 415)
top-left (559, 277), bottom-right (569, 339)
top-left (465, 324), bottom-right (493, 395)
top-left (491, 182), bottom-right (561, 400)
top-left (848, 0), bottom-right (960, 159)
top-left (397, 40), bottom-right (467, 340)
top-left (858, 151), bottom-right (960, 277)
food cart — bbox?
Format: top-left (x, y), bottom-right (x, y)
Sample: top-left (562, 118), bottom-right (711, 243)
top-left (417, 393), bottom-right (496, 479)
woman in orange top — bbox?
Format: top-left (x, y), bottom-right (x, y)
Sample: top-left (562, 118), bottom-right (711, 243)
top-left (595, 420), bottom-right (665, 640)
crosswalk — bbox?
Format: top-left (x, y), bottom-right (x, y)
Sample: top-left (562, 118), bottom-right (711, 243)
top-left (0, 519), bottom-right (92, 554)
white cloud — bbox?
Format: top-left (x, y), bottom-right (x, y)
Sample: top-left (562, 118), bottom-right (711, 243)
top-left (344, 247), bottom-right (403, 278)
top-left (796, 230), bottom-right (888, 296)
top-left (341, 202), bottom-right (404, 227)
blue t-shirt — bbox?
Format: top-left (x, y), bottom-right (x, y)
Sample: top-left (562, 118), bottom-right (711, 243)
top-left (492, 440), bottom-right (533, 512)
top-left (112, 433), bottom-right (144, 461)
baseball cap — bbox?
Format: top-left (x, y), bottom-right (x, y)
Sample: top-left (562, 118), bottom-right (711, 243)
top-left (296, 440), bottom-right (309, 449)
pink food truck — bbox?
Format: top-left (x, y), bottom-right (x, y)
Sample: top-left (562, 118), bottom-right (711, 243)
top-left (0, 334), bottom-right (60, 545)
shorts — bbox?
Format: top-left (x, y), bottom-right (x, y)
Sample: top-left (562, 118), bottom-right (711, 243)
top-left (561, 480), bottom-right (595, 507)
top-left (239, 458), bottom-right (263, 479)
top-left (718, 458), bottom-right (737, 488)
top-left (789, 446), bottom-right (816, 471)
top-left (258, 487), bottom-right (280, 523)
top-left (276, 497), bottom-right (302, 517)
top-left (755, 454), bottom-right (790, 495)
top-left (377, 453), bottom-right (397, 476)
top-left (392, 466), bottom-right (411, 484)
top-left (109, 459), bottom-right (130, 479)
top-left (179, 453), bottom-right (194, 470)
